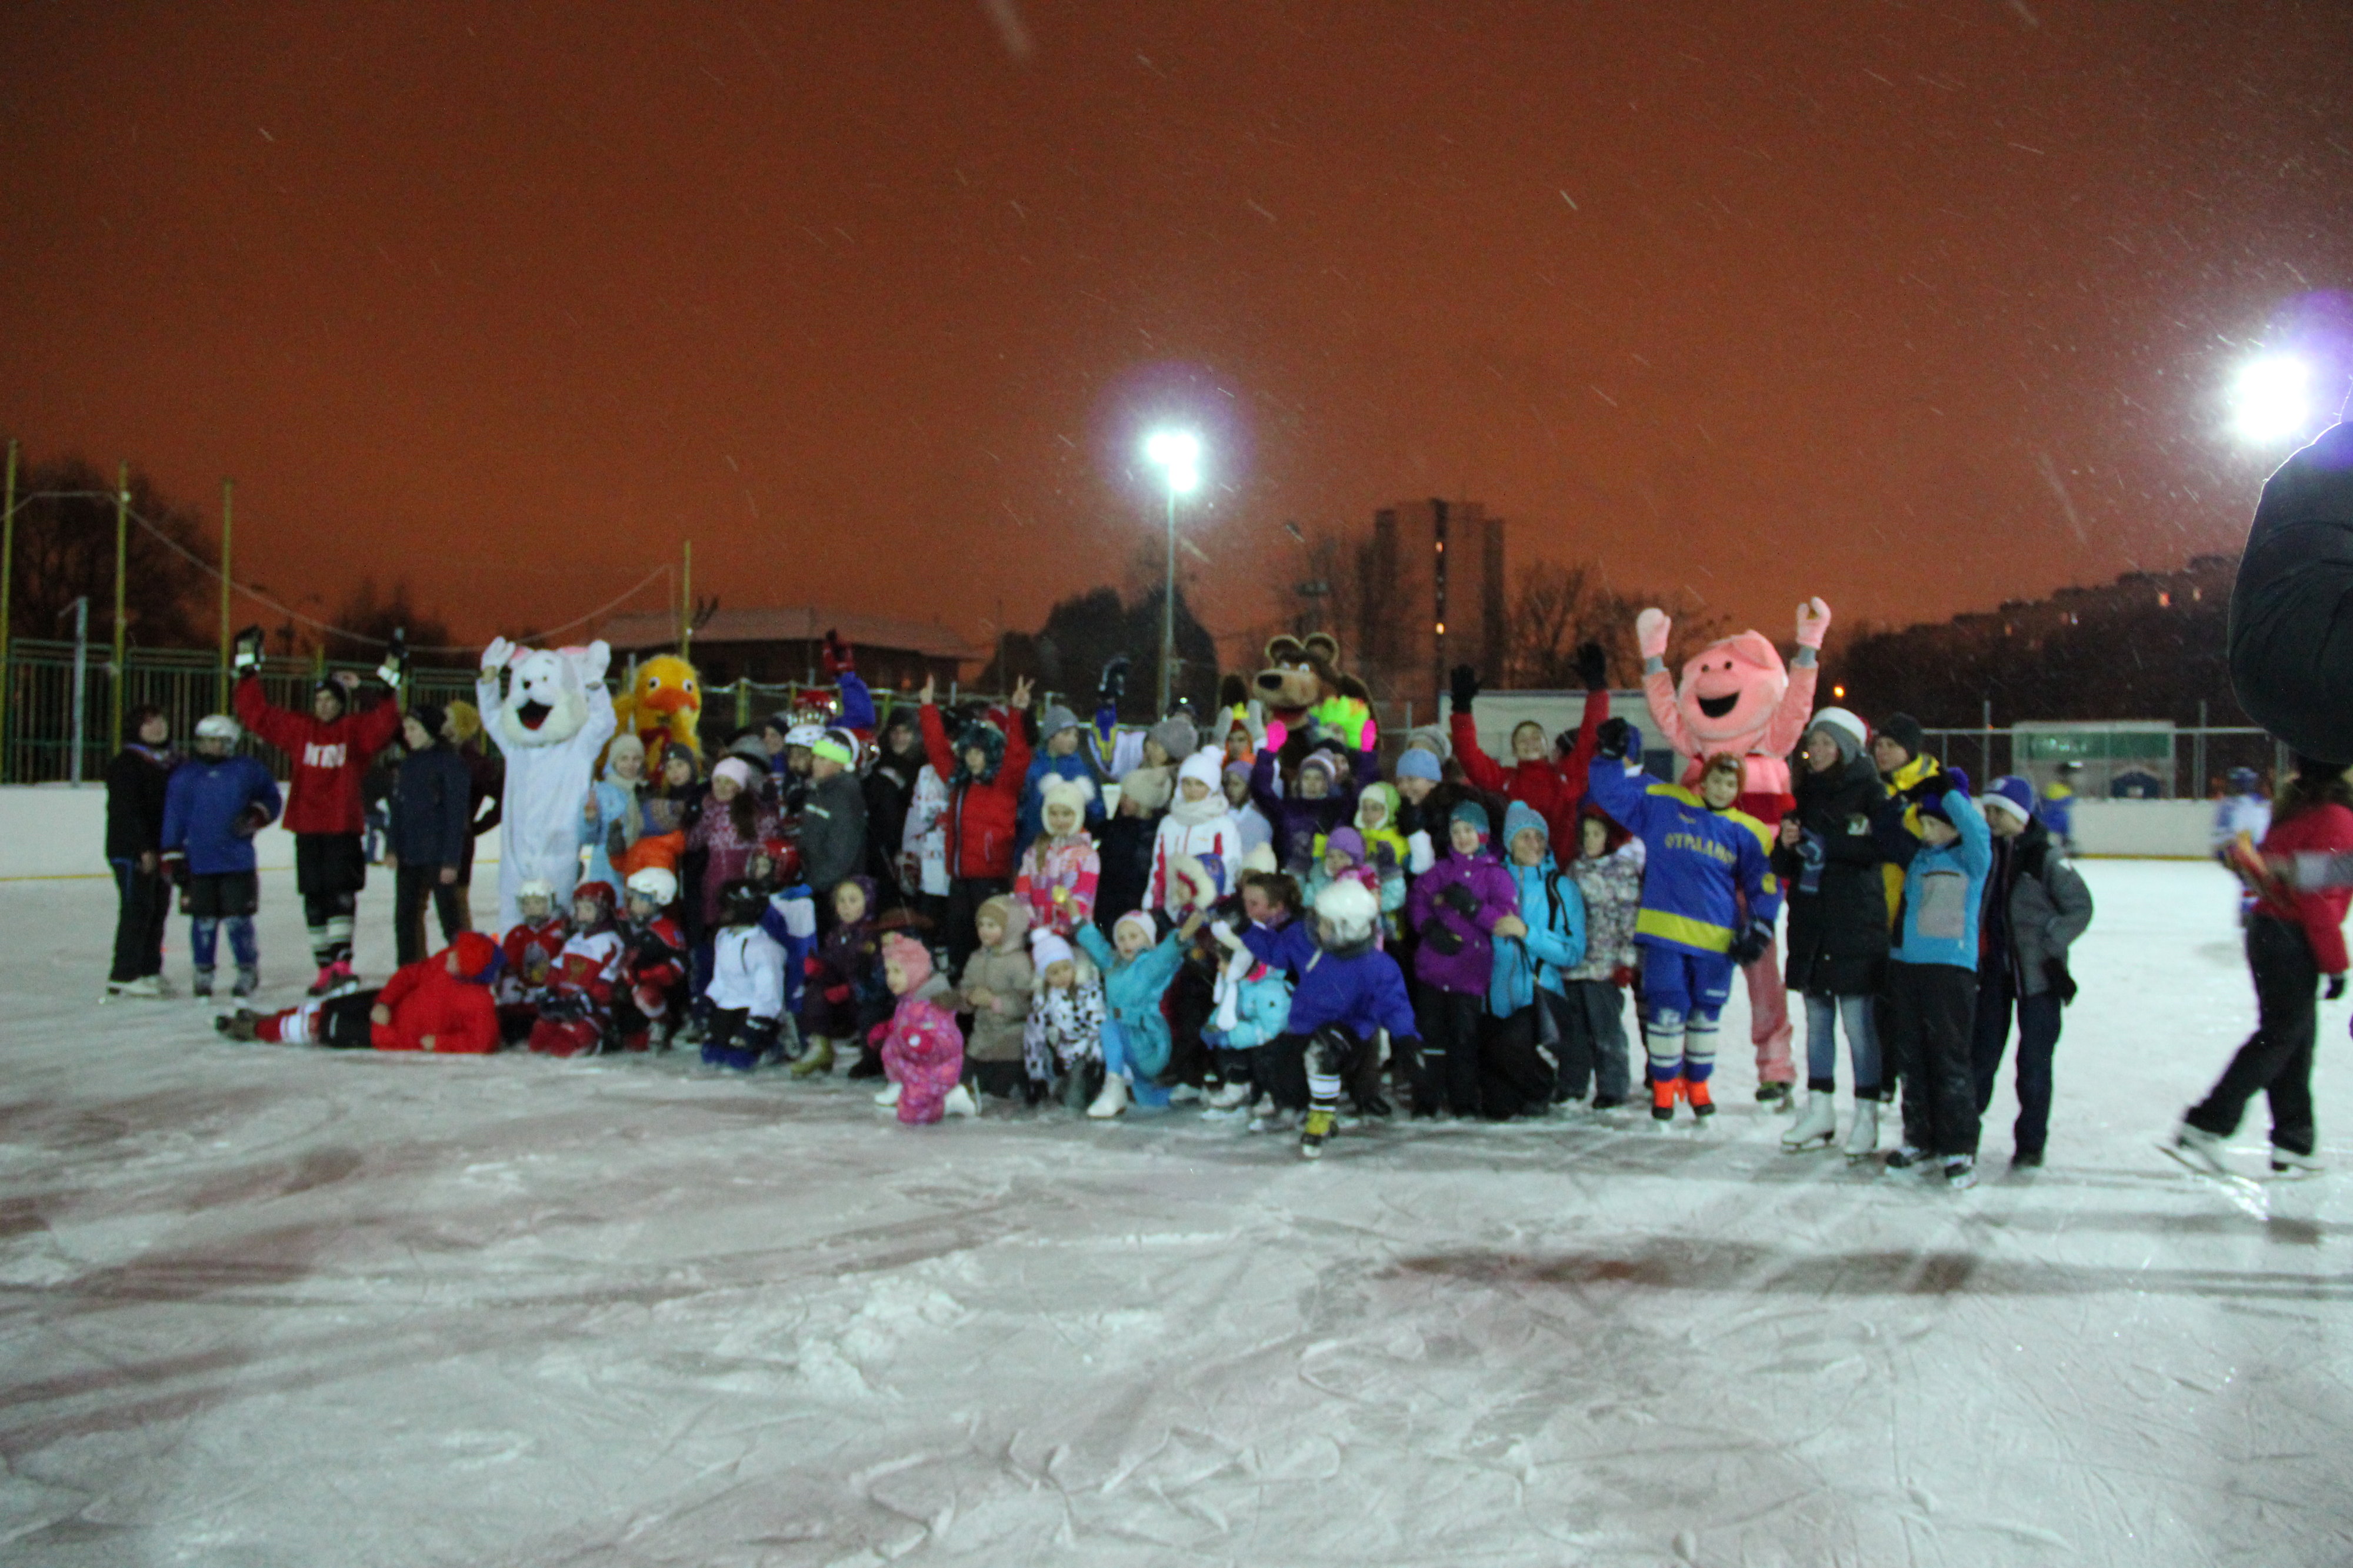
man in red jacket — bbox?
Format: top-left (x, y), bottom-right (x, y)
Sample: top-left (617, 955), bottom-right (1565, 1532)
top-left (917, 673), bottom-right (1032, 970)
top-left (1448, 642), bottom-right (1612, 852)
top-left (235, 663), bottom-right (405, 993)
top-left (219, 930), bottom-right (504, 1053)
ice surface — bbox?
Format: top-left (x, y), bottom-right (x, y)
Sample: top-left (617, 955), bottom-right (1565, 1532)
top-left (2, 862), bottom-right (2349, 1566)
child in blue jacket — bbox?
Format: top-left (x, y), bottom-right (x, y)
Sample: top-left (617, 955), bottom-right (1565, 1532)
top-left (1872, 769), bottom-right (1993, 1186)
top-left (1587, 752), bottom-right (1779, 1122)
top-left (161, 715), bottom-right (283, 999)
top-left (1074, 908), bottom-right (1202, 1119)
top-left (1484, 802), bottom-right (1588, 1117)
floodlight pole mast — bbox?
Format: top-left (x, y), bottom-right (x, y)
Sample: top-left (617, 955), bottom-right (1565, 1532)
top-left (1159, 482), bottom-right (1176, 715)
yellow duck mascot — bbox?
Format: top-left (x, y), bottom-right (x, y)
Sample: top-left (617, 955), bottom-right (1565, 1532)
top-left (610, 653), bottom-right (704, 773)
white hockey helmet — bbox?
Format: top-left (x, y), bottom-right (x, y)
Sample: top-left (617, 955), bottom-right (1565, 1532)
top-left (784, 723), bottom-right (826, 750)
top-left (515, 878), bottom-right (557, 905)
top-left (625, 866), bottom-right (679, 907)
top-left (194, 713), bottom-right (242, 745)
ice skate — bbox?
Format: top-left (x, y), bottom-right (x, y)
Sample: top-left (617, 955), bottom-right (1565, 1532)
top-left (106, 975), bottom-right (164, 1001)
top-left (790, 1036), bottom-right (835, 1078)
top-left (192, 967), bottom-right (215, 1000)
top-left (2161, 1123), bottom-right (2230, 1178)
top-left (1207, 1079), bottom-right (1251, 1110)
top-left (1649, 1076), bottom-right (1681, 1123)
top-left (944, 1083), bottom-right (979, 1118)
top-left (1248, 1104), bottom-right (1297, 1134)
top-left (1085, 1075), bottom-right (1129, 1120)
top-left (1687, 1079), bottom-right (1715, 1118)
top-left (1844, 1100), bottom-right (1880, 1160)
top-left (306, 963), bottom-right (340, 998)
top-left (1754, 1081), bottom-right (1792, 1112)
top-left (232, 965), bottom-right (260, 999)
top-left (215, 1009), bottom-right (260, 1042)
top-left (1885, 1143), bottom-right (1929, 1170)
top-left (1782, 1093), bottom-right (1837, 1152)
top-left (1299, 1107), bottom-right (1335, 1159)
top-left (1167, 1083), bottom-right (1202, 1105)
top-left (873, 1080), bottom-right (902, 1107)
top-left (2268, 1147), bottom-right (2324, 1179)
top-left (1943, 1153), bottom-right (1978, 1190)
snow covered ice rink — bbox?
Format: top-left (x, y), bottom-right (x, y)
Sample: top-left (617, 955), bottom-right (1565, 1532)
top-left (2, 860), bottom-right (2349, 1567)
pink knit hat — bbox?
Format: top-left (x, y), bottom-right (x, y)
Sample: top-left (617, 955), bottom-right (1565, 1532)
top-left (882, 932), bottom-right (933, 989)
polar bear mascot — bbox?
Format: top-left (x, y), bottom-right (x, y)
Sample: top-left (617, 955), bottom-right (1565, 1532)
top-left (477, 636), bottom-right (618, 932)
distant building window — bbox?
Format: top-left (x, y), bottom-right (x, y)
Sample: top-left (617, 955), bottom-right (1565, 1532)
top-left (2158, 592), bottom-right (2171, 608)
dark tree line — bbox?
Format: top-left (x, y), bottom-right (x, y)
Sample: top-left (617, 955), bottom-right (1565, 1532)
top-left (981, 583), bottom-right (1221, 720)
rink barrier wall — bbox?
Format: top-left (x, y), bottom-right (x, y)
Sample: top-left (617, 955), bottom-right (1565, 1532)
top-left (0, 783), bottom-right (2219, 880)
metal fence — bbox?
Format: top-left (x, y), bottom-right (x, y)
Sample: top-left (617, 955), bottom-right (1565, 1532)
top-left (1914, 723), bottom-right (2288, 800)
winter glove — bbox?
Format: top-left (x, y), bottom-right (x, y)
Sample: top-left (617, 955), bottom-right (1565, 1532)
top-left (1575, 640), bottom-right (1609, 692)
top-left (1794, 596), bottom-right (1832, 650)
top-left (1097, 654), bottom-right (1130, 705)
top-left (1448, 663), bottom-right (1481, 716)
top-left (232, 624), bottom-right (266, 677)
top-left (2044, 958), bottom-right (2080, 1006)
top-left (1418, 918), bottom-right (1465, 957)
top-left (1405, 830), bottom-right (1435, 876)
top-left (232, 803), bottom-right (271, 839)
top-left (2328, 974), bottom-right (2347, 1002)
top-left (374, 627), bottom-right (408, 688)
top-left (1595, 716), bottom-right (1640, 762)
top-left (605, 821), bottom-right (631, 861)
top-left (1635, 608), bottom-right (1671, 663)
top-left (1437, 882), bottom-right (1480, 916)
top-left (1726, 915), bottom-right (1775, 967)
top-left (1609, 964), bottom-right (1638, 989)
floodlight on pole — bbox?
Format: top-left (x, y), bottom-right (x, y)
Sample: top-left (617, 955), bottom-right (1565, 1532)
top-left (2229, 354), bottom-right (2313, 445)
top-left (1143, 429), bottom-right (1204, 712)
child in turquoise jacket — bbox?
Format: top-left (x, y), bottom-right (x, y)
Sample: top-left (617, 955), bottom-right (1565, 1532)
top-left (1872, 770), bottom-right (1992, 1186)
top-left (1075, 908), bottom-right (1204, 1119)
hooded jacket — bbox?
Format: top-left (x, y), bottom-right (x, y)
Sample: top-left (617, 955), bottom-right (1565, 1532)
top-left (1149, 750), bottom-right (1242, 915)
top-left (1239, 916), bottom-right (1418, 1045)
top-left (1772, 747), bottom-right (1892, 996)
top-left (957, 895), bottom-right (1036, 1062)
top-left (162, 752), bottom-right (283, 876)
top-left (1874, 785), bottom-right (1993, 970)
top-left (371, 931), bottom-right (504, 1053)
top-left (879, 972), bottom-right (965, 1125)
top-left (1487, 802), bottom-right (1588, 1016)
top-left (1564, 833), bottom-right (1644, 983)
top-left (1982, 818), bottom-right (2095, 997)
top-left (1073, 919), bottom-right (1186, 1079)
top-left (1403, 816), bottom-right (1521, 995)
top-left (919, 704), bottom-right (1033, 880)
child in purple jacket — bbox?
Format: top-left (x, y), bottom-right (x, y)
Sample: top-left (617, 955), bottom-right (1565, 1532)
top-left (1402, 800), bottom-right (1522, 1116)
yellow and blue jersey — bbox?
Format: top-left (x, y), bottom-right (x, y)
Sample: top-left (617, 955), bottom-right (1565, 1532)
top-left (1587, 765), bottom-right (1779, 957)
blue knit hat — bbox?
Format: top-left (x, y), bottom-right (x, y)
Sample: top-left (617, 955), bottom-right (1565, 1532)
top-left (1982, 775), bottom-right (2036, 827)
top-left (1449, 799), bottom-right (1492, 842)
top-left (1502, 799), bottom-right (1549, 855)
top-left (1917, 767), bottom-right (1974, 825)
top-left (1396, 748), bottom-right (1442, 783)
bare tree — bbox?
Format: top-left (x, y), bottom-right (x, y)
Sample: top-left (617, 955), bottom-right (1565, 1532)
top-left (1501, 559), bottom-right (1730, 688)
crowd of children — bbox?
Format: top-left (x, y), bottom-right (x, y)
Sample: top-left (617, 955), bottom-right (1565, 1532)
top-left (116, 622), bottom-right (2249, 1177)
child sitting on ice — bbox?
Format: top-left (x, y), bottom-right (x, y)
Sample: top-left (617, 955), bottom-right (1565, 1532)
top-left (1199, 922), bottom-right (1292, 1120)
top-left (1023, 929), bottom-right (1108, 1109)
top-left (702, 879), bottom-right (788, 1070)
top-left (529, 881), bottom-right (626, 1057)
top-left (1074, 905), bottom-right (1205, 1119)
top-left (496, 878), bottom-right (569, 1043)
top-left (221, 932), bottom-right (504, 1054)
top-left (874, 932), bottom-right (972, 1125)
top-left (793, 875), bottom-right (887, 1080)
top-left (1015, 776), bottom-right (1101, 936)
top-left (958, 894), bottom-right (1036, 1099)
top-left (614, 866), bottom-right (690, 1052)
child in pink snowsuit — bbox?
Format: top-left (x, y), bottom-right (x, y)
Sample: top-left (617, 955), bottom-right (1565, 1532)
top-left (876, 932), bottom-right (965, 1126)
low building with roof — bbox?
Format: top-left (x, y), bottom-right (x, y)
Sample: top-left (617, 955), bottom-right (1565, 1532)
top-left (598, 606), bottom-right (982, 692)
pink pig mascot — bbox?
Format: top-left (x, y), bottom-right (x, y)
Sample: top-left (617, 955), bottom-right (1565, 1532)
top-left (1635, 597), bottom-right (1832, 1106)
top-left (875, 932), bottom-right (968, 1125)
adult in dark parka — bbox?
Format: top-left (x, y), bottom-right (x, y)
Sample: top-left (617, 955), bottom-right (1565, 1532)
top-left (2231, 418), bottom-right (2353, 763)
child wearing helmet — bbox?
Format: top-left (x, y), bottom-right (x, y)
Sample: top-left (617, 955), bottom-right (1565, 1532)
top-left (496, 878), bottom-right (569, 1042)
top-left (615, 866), bottom-right (691, 1051)
top-left (160, 713), bottom-right (281, 1000)
top-left (527, 881), bottom-right (625, 1056)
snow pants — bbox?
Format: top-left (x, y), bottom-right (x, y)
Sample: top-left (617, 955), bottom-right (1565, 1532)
top-left (1477, 1001), bottom-right (1566, 1119)
top-left (1804, 992), bottom-right (1882, 1098)
top-left (1409, 986), bottom-right (1485, 1116)
top-left (1557, 978), bottom-right (1634, 1103)
top-left (1744, 936), bottom-right (1795, 1086)
top-left (2187, 914), bottom-right (2319, 1158)
top-left (701, 1007), bottom-right (779, 1072)
top-left (108, 859), bottom-right (169, 984)
top-left (1885, 959), bottom-right (1979, 1157)
top-left (1971, 975), bottom-right (2061, 1159)
top-left (295, 833), bottom-right (366, 968)
top-left (1102, 1019), bottom-right (1172, 1109)
top-left (1639, 947), bottom-right (1735, 1086)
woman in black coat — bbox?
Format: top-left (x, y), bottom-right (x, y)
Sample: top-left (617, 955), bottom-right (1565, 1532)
top-left (388, 704), bottom-right (475, 966)
top-left (1769, 709), bottom-right (1891, 1153)
top-left (104, 705), bottom-right (178, 997)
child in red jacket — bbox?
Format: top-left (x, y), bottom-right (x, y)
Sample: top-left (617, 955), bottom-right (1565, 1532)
top-left (529, 881), bottom-right (625, 1057)
top-left (496, 876), bottom-right (570, 1042)
top-left (219, 931), bottom-right (503, 1052)
top-left (2172, 755), bottom-right (2353, 1179)
top-left (1446, 645), bottom-right (1612, 850)
top-left (233, 660), bottom-right (406, 994)
top-left (916, 675), bottom-right (1034, 972)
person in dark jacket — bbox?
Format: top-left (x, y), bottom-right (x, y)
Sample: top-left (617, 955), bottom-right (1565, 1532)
top-left (161, 714), bottom-right (282, 999)
top-left (2228, 418), bottom-right (2353, 766)
top-left (1971, 776), bottom-right (2095, 1168)
top-left (389, 706), bottom-right (474, 967)
top-left (1771, 708), bottom-right (1891, 1157)
top-left (103, 705), bottom-right (179, 998)
top-left (862, 706), bottom-right (926, 909)
top-left (440, 700), bottom-right (503, 933)
top-left (799, 729), bottom-right (869, 903)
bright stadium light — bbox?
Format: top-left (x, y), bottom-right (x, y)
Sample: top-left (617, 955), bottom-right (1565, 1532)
top-left (2230, 355), bottom-right (2312, 445)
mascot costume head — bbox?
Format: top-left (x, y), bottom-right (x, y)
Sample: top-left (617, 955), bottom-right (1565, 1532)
top-left (477, 636), bottom-right (618, 932)
top-left (1248, 632), bottom-right (1376, 757)
top-left (1636, 598), bottom-right (1830, 825)
top-left (609, 653), bottom-right (702, 773)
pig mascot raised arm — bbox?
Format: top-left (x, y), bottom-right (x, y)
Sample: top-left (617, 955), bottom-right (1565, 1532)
top-left (1632, 597), bottom-right (1832, 1107)
top-left (477, 636), bottom-right (618, 932)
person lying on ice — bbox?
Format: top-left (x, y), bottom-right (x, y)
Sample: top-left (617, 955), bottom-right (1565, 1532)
top-left (218, 931), bottom-right (504, 1052)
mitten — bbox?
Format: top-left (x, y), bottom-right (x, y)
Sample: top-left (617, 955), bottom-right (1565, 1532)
top-left (1437, 882), bottom-right (1480, 916)
top-left (374, 627), bottom-right (408, 688)
top-left (1635, 608), bottom-right (1671, 663)
top-left (1727, 916), bottom-right (1774, 966)
top-left (1448, 663), bottom-right (1480, 716)
top-left (1795, 597), bottom-right (1832, 650)
top-left (1595, 717), bottom-right (1632, 761)
top-left (1419, 918), bottom-right (1465, 957)
top-left (232, 625), bottom-right (266, 676)
top-left (1575, 640), bottom-right (1609, 691)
